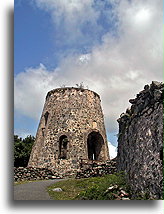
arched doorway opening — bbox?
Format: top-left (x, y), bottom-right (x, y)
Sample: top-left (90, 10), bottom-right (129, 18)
top-left (59, 135), bottom-right (68, 159)
top-left (87, 131), bottom-right (104, 160)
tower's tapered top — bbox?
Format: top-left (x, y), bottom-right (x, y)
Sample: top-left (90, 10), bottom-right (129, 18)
top-left (46, 87), bottom-right (100, 100)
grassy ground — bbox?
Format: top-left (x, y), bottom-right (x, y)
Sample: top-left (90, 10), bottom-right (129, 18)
top-left (47, 172), bottom-right (131, 200)
top-left (14, 181), bottom-right (29, 186)
top-left (14, 179), bottom-right (44, 185)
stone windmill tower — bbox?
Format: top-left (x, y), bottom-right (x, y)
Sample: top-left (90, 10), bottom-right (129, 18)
top-left (28, 87), bottom-right (109, 174)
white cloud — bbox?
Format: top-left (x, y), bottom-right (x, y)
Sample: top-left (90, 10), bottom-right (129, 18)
top-left (78, 54), bottom-right (91, 65)
top-left (35, 0), bottom-right (98, 27)
top-left (14, 64), bottom-right (58, 119)
top-left (135, 8), bottom-right (151, 24)
top-left (15, 0), bottom-right (163, 135)
top-left (108, 141), bottom-right (117, 159)
top-left (32, 0), bottom-right (101, 48)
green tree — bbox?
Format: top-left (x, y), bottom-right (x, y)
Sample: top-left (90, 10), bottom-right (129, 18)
top-left (14, 135), bottom-right (35, 167)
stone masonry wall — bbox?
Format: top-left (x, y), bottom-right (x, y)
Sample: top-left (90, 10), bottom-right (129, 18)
top-left (117, 81), bottom-right (163, 199)
top-left (76, 158), bottom-right (117, 179)
top-left (14, 159), bottom-right (117, 182)
top-left (28, 87), bottom-right (109, 174)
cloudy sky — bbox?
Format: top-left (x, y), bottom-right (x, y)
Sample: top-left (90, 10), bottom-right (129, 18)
top-left (14, 0), bottom-right (162, 158)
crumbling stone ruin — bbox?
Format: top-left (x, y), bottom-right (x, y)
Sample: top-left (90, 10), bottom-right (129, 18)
top-left (14, 167), bottom-right (57, 181)
top-left (28, 87), bottom-right (110, 176)
top-left (76, 158), bottom-right (117, 179)
top-left (117, 81), bottom-right (163, 199)
top-left (14, 159), bottom-right (117, 182)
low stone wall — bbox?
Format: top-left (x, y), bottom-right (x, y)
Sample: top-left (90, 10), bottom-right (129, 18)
top-left (117, 81), bottom-right (163, 199)
top-left (14, 167), bottom-right (58, 181)
top-left (14, 167), bottom-right (77, 182)
top-left (14, 159), bottom-right (117, 181)
top-left (76, 158), bottom-right (117, 179)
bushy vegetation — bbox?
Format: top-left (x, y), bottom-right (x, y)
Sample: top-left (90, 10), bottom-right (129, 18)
top-left (14, 135), bottom-right (35, 167)
top-left (47, 172), bottom-right (131, 200)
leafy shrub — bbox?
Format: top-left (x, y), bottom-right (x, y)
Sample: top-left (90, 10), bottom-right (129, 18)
top-left (14, 135), bottom-right (35, 167)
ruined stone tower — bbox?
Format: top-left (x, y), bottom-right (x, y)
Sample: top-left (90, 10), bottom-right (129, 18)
top-left (28, 87), bottom-right (109, 174)
top-left (117, 81), bottom-right (163, 199)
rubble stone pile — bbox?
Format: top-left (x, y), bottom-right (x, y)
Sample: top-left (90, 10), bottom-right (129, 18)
top-left (104, 185), bottom-right (130, 200)
top-left (14, 158), bottom-right (117, 181)
top-left (76, 158), bottom-right (117, 179)
top-left (14, 167), bottom-right (60, 182)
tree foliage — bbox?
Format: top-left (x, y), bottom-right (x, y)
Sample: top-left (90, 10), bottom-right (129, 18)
top-left (14, 135), bottom-right (35, 167)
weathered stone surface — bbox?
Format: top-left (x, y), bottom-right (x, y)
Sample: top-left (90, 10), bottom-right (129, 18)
top-left (52, 188), bottom-right (63, 192)
top-left (121, 197), bottom-right (130, 200)
top-left (76, 158), bottom-right (117, 179)
top-left (28, 87), bottom-right (109, 176)
top-left (117, 81), bottom-right (163, 199)
top-left (106, 185), bottom-right (118, 192)
top-left (104, 184), bottom-right (130, 200)
top-left (14, 167), bottom-right (59, 182)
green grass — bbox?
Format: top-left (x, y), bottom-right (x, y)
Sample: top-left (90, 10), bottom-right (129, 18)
top-left (47, 172), bottom-right (130, 200)
top-left (14, 180), bottom-right (29, 185)
top-left (14, 179), bottom-right (45, 185)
